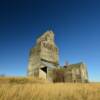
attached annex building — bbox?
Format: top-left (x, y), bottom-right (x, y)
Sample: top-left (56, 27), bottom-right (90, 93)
top-left (27, 31), bottom-right (88, 82)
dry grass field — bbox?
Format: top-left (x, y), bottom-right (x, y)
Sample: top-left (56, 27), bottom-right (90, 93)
top-left (0, 77), bottom-right (100, 100)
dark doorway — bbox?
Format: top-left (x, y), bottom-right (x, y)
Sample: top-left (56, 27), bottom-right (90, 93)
top-left (41, 67), bottom-right (47, 74)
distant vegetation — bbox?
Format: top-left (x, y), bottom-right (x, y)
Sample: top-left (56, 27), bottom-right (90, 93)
top-left (0, 74), bottom-right (5, 77)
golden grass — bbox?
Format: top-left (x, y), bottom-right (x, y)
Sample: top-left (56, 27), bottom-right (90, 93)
top-left (0, 77), bottom-right (100, 100)
top-left (0, 77), bottom-right (48, 84)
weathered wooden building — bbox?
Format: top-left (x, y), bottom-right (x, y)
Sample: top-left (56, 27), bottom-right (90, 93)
top-left (64, 63), bottom-right (88, 82)
top-left (27, 31), bottom-right (59, 81)
top-left (27, 31), bottom-right (88, 82)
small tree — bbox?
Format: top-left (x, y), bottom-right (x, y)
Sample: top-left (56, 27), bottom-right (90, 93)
top-left (64, 61), bottom-right (69, 68)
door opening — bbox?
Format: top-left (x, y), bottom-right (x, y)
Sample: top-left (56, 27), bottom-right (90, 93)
top-left (41, 67), bottom-right (47, 74)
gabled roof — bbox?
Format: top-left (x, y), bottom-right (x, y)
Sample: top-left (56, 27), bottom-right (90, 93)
top-left (66, 62), bottom-right (84, 69)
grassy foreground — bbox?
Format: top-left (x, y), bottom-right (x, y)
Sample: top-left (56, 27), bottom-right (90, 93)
top-left (0, 77), bottom-right (100, 100)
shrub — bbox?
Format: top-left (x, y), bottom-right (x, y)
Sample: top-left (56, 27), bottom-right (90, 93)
top-left (52, 68), bottom-right (65, 82)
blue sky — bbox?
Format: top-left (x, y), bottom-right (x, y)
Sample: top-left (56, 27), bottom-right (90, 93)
top-left (0, 0), bottom-right (100, 82)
